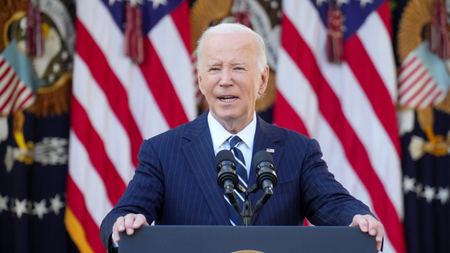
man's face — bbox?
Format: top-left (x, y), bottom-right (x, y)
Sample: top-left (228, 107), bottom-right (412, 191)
top-left (198, 32), bottom-right (268, 129)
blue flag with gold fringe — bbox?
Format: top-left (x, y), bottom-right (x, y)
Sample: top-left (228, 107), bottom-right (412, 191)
top-left (400, 109), bottom-right (450, 253)
top-left (396, 0), bottom-right (450, 252)
top-left (0, 0), bottom-right (77, 252)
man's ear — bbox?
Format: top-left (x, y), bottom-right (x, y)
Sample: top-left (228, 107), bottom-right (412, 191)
top-left (197, 68), bottom-right (205, 95)
top-left (258, 66), bottom-right (269, 95)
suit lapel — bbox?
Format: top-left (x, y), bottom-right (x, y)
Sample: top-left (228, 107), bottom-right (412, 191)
top-left (249, 116), bottom-right (283, 223)
top-left (181, 112), bottom-right (229, 225)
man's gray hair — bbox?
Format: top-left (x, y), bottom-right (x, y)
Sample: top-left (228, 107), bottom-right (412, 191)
top-left (196, 23), bottom-right (267, 73)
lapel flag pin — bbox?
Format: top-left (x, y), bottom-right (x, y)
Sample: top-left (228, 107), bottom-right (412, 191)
top-left (266, 148), bottom-right (275, 153)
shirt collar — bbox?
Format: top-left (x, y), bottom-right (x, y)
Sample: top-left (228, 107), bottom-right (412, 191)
top-left (208, 111), bottom-right (257, 152)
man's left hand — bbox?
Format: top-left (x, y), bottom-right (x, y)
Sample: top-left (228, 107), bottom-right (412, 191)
top-left (349, 214), bottom-right (384, 252)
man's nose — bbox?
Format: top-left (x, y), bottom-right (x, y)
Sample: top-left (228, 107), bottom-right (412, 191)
top-left (219, 69), bottom-right (233, 86)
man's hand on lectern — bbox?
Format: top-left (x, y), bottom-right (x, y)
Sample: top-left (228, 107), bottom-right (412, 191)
top-left (350, 214), bottom-right (384, 252)
top-left (112, 213), bottom-right (149, 243)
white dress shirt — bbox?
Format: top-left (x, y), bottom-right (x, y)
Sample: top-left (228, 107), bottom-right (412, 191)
top-left (208, 111), bottom-right (257, 178)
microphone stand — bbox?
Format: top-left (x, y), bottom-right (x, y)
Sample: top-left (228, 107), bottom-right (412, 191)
top-left (252, 187), bottom-right (273, 214)
top-left (236, 184), bottom-right (273, 226)
top-left (241, 191), bottom-right (252, 226)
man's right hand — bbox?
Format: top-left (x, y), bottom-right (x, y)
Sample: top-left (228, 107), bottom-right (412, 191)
top-left (112, 213), bottom-right (149, 243)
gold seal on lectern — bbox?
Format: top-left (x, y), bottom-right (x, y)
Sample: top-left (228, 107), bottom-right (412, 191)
top-left (232, 251), bottom-right (264, 253)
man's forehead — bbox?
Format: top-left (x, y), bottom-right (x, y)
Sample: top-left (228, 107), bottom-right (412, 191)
top-left (204, 32), bottom-right (254, 50)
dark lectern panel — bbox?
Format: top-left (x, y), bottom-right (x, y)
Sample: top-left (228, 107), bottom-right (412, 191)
top-left (119, 226), bottom-right (375, 253)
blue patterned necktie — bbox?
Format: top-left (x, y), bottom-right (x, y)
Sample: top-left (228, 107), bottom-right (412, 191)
top-left (229, 136), bottom-right (248, 186)
top-left (225, 135), bottom-right (247, 225)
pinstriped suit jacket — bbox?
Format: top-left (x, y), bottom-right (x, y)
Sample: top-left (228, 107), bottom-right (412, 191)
top-left (100, 111), bottom-right (373, 250)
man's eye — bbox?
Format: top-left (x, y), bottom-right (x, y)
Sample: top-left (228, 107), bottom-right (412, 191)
top-left (209, 68), bottom-right (219, 71)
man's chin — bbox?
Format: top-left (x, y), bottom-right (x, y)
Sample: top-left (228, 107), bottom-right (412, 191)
top-left (215, 112), bottom-right (251, 123)
top-left (214, 113), bottom-right (238, 122)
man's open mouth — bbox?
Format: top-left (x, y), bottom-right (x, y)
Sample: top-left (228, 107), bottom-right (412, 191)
top-left (219, 95), bottom-right (238, 102)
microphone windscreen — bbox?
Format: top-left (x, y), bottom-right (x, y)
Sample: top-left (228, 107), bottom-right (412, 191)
top-left (253, 150), bottom-right (274, 170)
top-left (215, 149), bottom-right (236, 168)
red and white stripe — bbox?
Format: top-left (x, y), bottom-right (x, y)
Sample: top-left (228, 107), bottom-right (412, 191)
top-left (0, 56), bottom-right (34, 115)
top-left (398, 53), bottom-right (445, 108)
top-left (275, 1), bottom-right (405, 253)
top-left (67, 0), bottom-right (195, 251)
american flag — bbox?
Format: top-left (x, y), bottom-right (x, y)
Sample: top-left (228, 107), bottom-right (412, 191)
top-left (65, 0), bottom-right (195, 252)
top-left (274, 0), bottom-right (405, 252)
top-left (0, 46), bottom-right (36, 116)
top-left (398, 42), bottom-right (447, 109)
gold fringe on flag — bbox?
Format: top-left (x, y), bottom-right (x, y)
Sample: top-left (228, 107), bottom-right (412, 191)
top-left (436, 90), bottom-right (450, 112)
top-left (65, 207), bottom-right (95, 253)
top-left (256, 71), bottom-right (276, 113)
top-left (1, 1), bottom-right (28, 52)
top-left (26, 73), bottom-right (72, 118)
top-left (397, 0), bottom-right (433, 64)
top-left (189, 0), bottom-right (233, 53)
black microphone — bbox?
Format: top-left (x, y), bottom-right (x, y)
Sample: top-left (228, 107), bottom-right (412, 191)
top-left (253, 150), bottom-right (277, 214)
top-left (254, 150), bottom-right (277, 191)
top-left (215, 150), bottom-right (241, 214)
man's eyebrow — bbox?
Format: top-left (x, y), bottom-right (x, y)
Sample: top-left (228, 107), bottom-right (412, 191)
top-left (232, 61), bottom-right (247, 65)
top-left (207, 61), bottom-right (222, 67)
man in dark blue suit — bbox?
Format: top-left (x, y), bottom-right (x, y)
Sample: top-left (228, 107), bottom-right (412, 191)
top-left (100, 23), bottom-right (384, 252)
